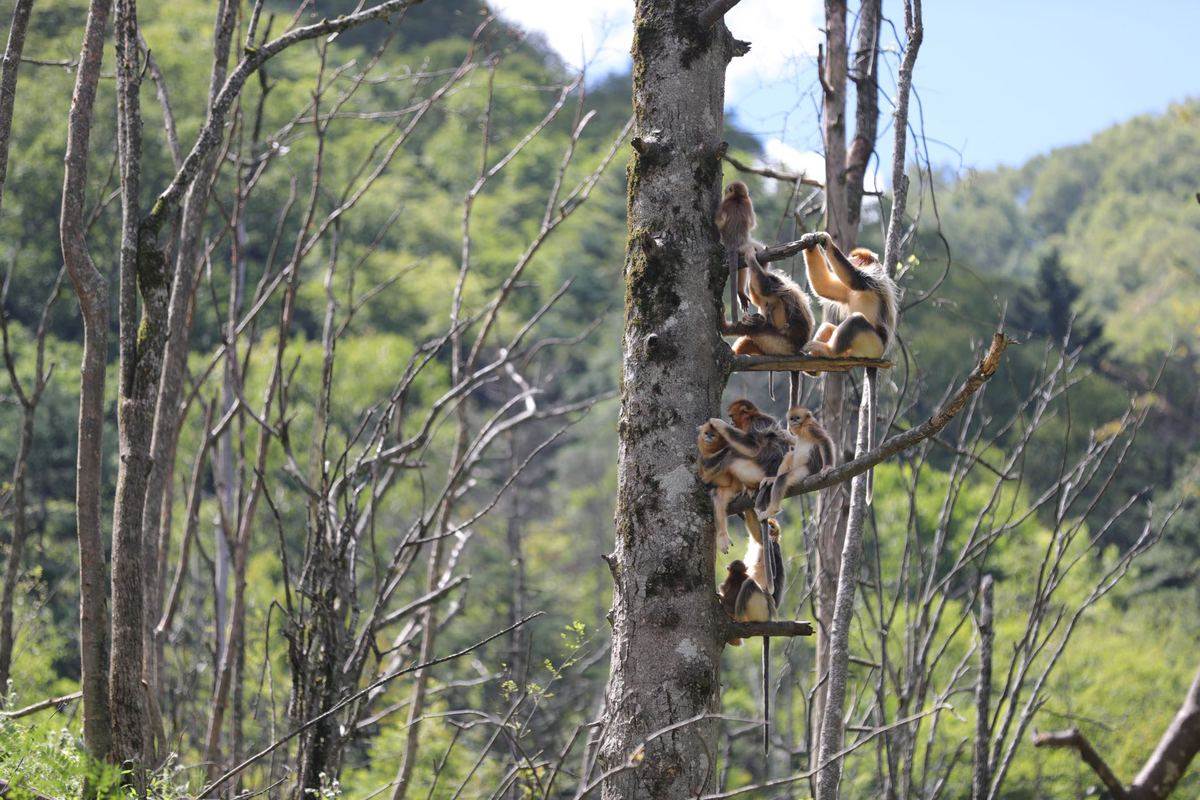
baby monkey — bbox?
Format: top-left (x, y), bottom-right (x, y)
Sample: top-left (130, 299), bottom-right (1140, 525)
top-left (696, 411), bottom-right (789, 554)
top-left (719, 516), bottom-right (785, 757)
top-left (756, 407), bottom-right (835, 520)
top-left (715, 180), bottom-right (757, 322)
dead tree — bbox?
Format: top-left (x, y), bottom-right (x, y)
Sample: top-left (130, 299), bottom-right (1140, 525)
top-left (811, 0), bottom-right (888, 753)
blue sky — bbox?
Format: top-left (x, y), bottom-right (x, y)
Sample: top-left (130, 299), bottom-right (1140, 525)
top-left (494, 0), bottom-right (1200, 175)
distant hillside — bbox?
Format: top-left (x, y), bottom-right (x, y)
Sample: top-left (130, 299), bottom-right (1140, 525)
top-left (937, 100), bottom-right (1200, 360)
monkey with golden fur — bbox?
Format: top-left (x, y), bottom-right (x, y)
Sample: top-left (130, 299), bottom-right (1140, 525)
top-left (718, 516), bottom-right (785, 757)
top-left (724, 255), bottom-right (815, 405)
top-left (715, 180), bottom-right (757, 318)
top-left (801, 232), bottom-right (898, 360)
top-left (755, 407), bottom-right (835, 520)
top-left (802, 232), bottom-right (897, 500)
top-left (718, 518), bottom-right (782, 644)
top-left (696, 409), bottom-right (790, 554)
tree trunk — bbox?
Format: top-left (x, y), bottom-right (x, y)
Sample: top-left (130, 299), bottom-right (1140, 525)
top-left (973, 575), bottom-right (994, 800)
top-left (388, 535), bottom-right (447, 800)
top-left (597, 3), bottom-right (733, 797)
top-left (110, 0), bottom-right (157, 779)
top-left (0, 0), bottom-right (35, 699)
top-left (1128, 664), bottom-right (1200, 800)
top-left (814, 378), bottom-right (871, 800)
top-left (141, 0), bottom-right (237, 691)
top-left (812, 0), bottom-right (852, 758)
top-left (844, 0), bottom-right (881, 234)
top-left (59, 0), bottom-right (113, 764)
top-left (0, 403), bottom-right (35, 695)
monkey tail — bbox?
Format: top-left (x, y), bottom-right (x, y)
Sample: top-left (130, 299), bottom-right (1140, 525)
top-left (762, 536), bottom-right (783, 767)
top-left (761, 634), bottom-right (770, 767)
top-left (865, 366), bottom-right (877, 505)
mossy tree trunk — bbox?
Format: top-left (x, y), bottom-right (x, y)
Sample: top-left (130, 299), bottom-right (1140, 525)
top-left (598, 2), bottom-right (736, 797)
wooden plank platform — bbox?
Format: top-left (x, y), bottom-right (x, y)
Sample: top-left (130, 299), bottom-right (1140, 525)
top-left (732, 354), bottom-right (892, 373)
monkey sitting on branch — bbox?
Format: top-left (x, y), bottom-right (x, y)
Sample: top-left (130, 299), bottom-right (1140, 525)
top-left (696, 408), bottom-right (790, 554)
top-left (719, 516), bottom-right (785, 758)
top-left (756, 406), bottom-right (835, 521)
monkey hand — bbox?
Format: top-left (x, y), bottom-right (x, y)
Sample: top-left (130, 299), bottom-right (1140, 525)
top-left (740, 312), bottom-right (766, 326)
top-left (717, 530), bottom-right (732, 554)
top-left (800, 231), bottom-right (828, 250)
top-left (765, 519), bottom-right (781, 540)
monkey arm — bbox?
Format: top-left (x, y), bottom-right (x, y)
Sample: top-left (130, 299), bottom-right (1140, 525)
top-left (710, 419), bottom-right (761, 457)
top-left (723, 313), bottom-right (771, 336)
top-left (825, 242), bottom-right (868, 291)
top-left (803, 246), bottom-right (849, 303)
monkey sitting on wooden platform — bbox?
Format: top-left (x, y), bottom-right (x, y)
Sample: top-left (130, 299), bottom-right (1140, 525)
top-left (719, 517), bottom-right (783, 646)
top-left (802, 233), bottom-right (897, 501)
top-left (801, 232), bottom-right (898, 361)
top-left (723, 249), bottom-right (815, 406)
top-left (719, 515), bottom-right (785, 758)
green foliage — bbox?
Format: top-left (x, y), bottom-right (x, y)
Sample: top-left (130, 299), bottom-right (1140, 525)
top-left (0, 0), bottom-right (1197, 796)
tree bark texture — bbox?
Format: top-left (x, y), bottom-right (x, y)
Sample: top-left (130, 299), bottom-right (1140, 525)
top-left (110, 0), bottom-right (156, 776)
top-left (598, 3), bottom-right (733, 797)
top-left (59, 0), bottom-right (113, 762)
top-left (813, 0), bottom-right (852, 755)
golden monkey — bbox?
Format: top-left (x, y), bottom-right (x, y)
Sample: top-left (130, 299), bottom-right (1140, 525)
top-left (724, 251), bottom-right (815, 405)
top-left (696, 416), bottom-right (789, 554)
top-left (802, 233), bottom-right (898, 360)
top-left (727, 398), bottom-right (783, 437)
top-left (756, 407), bottom-right (835, 520)
top-left (715, 180), bottom-right (756, 320)
top-left (803, 234), bottom-right (897, 501)
top-left (718, 517), bottom-right (785, 758)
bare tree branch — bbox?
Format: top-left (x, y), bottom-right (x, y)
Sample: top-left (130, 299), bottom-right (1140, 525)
top-left (730, 333), bottom-right (1008, 515)
top-left (698, 0), bottom-right (744, 28)
top-left (1032, 728), bottom-right (1128, 799)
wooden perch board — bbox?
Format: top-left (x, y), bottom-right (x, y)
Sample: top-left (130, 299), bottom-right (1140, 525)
top-left (732, 354), bottom-right (891, 373)
top-left (726, 619), bottom-right (815, 639)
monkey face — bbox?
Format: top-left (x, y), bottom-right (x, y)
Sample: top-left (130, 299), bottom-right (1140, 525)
top-left (696, 422), bottom-right (723, 455)
top-left (786, 407), bottom-right (814, 432)
top-left (727, 399), bottom-right (759, 430)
